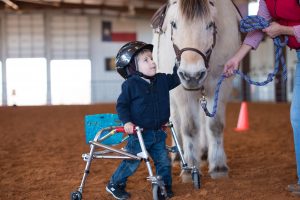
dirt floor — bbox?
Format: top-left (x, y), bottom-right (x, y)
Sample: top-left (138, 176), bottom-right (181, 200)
top-left (0, 102), bottom-right (299, 200)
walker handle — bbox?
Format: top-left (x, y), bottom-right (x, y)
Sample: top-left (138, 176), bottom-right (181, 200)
top-left (115, 127), bottom-right (125, 133)
top-left (115, 126), bottom-right (142, 134)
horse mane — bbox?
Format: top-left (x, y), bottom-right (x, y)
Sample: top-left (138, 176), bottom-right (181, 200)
top-left (179, 0), bottom-right (210, 20)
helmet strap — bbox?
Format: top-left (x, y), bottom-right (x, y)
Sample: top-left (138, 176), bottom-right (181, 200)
top-left (135, 71), bottom-right (155, 80)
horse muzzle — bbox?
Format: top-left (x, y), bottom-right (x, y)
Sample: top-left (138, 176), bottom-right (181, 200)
top-left (178, 69), bottom-right (207, 90)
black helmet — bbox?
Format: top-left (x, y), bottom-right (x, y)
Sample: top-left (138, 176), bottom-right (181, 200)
top-left (116, 41), bottom-right (153, 79)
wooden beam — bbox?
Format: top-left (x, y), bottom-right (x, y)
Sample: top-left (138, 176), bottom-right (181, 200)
top-left (2, 0), bottom-right (19, 9)
top-left (0, 1), bottom-right (160, 18)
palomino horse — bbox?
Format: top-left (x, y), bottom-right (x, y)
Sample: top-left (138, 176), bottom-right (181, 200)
top-left (152, 0), bottom-right (241, 181)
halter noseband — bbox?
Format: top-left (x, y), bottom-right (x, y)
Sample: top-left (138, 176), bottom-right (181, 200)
top-left (171, 22), bottom-right (217, 69)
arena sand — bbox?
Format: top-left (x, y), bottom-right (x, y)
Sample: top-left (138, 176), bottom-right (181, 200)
top-left (0, 103), bottom-right (299, 200)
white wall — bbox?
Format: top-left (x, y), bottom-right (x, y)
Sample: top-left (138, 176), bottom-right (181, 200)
top-left (89, 16), bottom-right (153, 103)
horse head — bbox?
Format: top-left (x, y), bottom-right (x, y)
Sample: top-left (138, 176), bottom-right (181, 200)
top-left (164, 0), bottom-right (217, 90)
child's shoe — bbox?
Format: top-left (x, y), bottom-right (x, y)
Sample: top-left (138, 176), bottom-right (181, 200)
top-left (106, 182), bottom-right (130, 200)
top-left (165, 185), bottom-right (174, 198)
top-left (118, 183), bottom-right (130, 197)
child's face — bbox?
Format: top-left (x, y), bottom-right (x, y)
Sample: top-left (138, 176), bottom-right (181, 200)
top-left (136, 50), bottom-right (157, 77)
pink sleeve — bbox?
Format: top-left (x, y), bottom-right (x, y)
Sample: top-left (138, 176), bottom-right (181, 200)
top-left (294, 25), bottom-right (300, 42)
top-left (243, 0), bottom-right (272, 49)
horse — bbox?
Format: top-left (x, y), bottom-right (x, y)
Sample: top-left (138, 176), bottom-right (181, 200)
top-left (152, 0), bottom-right (241, 181)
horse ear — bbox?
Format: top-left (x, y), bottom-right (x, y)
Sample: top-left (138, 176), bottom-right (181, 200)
top-left (151, 3), bottom-right (168, 34)
top-left (161, 1), bottom-right (178, 33)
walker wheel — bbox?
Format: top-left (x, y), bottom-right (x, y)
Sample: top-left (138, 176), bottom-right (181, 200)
top-left (152, 184), bottom-right (167, 200)
top-left (70, 191), bottom-right (82, 200)
top-left (192, 170), bottom-right (201, 189)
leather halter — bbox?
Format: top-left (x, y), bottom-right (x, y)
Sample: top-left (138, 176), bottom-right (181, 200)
top-left (171, 22), bottom-right (217, 69)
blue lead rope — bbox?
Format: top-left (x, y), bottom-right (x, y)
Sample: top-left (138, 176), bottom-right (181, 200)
top-left (201, 15), bottom-right (288, 118)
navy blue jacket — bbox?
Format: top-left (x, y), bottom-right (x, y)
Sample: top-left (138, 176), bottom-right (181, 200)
top-left (116, 66), bottom-right (180, 130)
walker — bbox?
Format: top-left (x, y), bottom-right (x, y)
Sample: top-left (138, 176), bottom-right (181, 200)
top-left (70, 113), bottom-right (200, 200)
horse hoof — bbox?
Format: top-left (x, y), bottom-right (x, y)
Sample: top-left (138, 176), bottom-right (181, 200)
top-left (209, 166), bottom-right (228, 179)
top-left (180, 170), bottom-right (193, 183)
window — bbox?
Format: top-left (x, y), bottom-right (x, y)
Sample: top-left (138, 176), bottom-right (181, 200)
top-left (248, 1), bottom-right (259, 15)
top-left (50, 60), bottom-right (91, 105)
top-left (6, 58), bottom-right (47, 106)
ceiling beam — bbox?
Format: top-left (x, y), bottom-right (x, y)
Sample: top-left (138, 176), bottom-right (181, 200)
top-left (0, 1), bottom-right (161, 17)
top-left (2, 0), bottom-right (19, 9)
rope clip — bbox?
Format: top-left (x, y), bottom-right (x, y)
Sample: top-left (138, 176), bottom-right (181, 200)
top-left (200, 96), bottom-right (207, 107)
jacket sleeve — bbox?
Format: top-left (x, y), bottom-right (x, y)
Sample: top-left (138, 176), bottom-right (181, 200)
top-left (116, 81), bottom-right (132, 124)
top-left (243, 0), bottom-right (271, 50)
top-left (166, 65), bottom-right (181, 90)
top-left (294, 25), bottom-right (300, 43)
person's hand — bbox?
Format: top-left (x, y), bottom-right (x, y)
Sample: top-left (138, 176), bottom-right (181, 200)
top-left (124, 122), bottom-right (135, 134)
top-left (262, 22), bottom-right (283, 38)
top-left (223, 57), bottom-right (239, 77)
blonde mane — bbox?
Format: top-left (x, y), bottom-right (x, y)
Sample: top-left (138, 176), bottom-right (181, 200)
top-left (179, 0), bottom-right (210, 20)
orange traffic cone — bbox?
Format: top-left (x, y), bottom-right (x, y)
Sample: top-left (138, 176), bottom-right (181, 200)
top-left (235, 101), bottom-right (249, 131)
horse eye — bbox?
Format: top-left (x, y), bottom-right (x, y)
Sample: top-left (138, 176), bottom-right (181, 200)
top-left (206, 22), bottom-right (214, 30)
top-left (171, 21), bottom-right (177, 29)
top-left (206, 22), bottom-right (215, 30)
top-left (209, 1), bottom-right (215, 6)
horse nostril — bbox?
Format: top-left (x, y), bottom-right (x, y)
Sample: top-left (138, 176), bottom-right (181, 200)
top-left (179, 71), bottom-right (191, 81)
top-left (195, 71), bottom-right (206, 80)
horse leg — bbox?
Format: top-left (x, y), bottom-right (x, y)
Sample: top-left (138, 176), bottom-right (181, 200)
top-left (206, 114), bottom-right (228, 179)
top-left (180, 119), bottom-right (202, 183)
top-left (199, 111), bottom-right (208, 168)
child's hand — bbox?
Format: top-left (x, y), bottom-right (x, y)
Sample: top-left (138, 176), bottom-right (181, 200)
top-left (124, 122), bottom-right (135, 134)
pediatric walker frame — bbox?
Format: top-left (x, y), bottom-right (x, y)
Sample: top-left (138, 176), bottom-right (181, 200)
top-left (71, 115), bottom-right (200, 200)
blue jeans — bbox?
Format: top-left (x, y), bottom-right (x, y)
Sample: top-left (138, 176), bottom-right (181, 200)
top-left (110, 130), bottom-right (172, 187)
top-left (291, 50), bottom-right (300, 184)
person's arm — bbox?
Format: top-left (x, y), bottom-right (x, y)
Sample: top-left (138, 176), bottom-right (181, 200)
top-left (294, 25), bottom-right (300, 42)
top-left (116, 82), bottom-right (136, 134)
top-left (166, 65), bottom-right (181, 90)
top-left (116, 82), bottom-right (132, 125)
top-left (262, 23), bottom-right (299, 39)
top-left (224, 0), bottom-right (270, 76)
top-left (223, 44), bottom-right (252, 77)
top-left (243, 0), bottom-right (271, 50)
